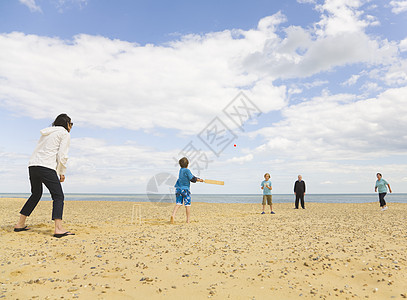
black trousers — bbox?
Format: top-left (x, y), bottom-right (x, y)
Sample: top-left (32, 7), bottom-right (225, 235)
top-left (295, 193), bottom-right (305, 209)
top-left (378, 193), bottom-right (387, 207)
top-left (20, 166), bottom-right (64, 220)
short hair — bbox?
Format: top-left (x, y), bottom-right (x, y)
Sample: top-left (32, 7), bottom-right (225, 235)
top-left (264, 173), bottom-right (270, 178)
top-left (377, 173), bottom-right (382, 177)
top-left (179, 157), bottom-right (189, 168)
top-left (52, 113), bottom-right (71, 132)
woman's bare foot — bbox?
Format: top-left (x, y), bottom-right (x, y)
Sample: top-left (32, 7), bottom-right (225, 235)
top-left (54, 228), bottom-right (70, 234)
top-left (14, 223), bottom-right (26, 229)
top-left (15, 214), bottom-right (28, 229)
top-left (54, 219), bottom-right (72, 234)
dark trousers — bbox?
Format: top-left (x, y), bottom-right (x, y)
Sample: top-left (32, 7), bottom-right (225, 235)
top-left (378, 193), bottom-right (387, 207)
top-left (295, 193), bottom-right (305, 209)
top-left (20, 166), bottom-right (64, 220)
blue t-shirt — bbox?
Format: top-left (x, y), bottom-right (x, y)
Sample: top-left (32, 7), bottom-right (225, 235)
top-left (174, 168), bottom-right (196, 190)
top-left (261, 180), bottom-right (272, 195)
top-left (375, 179), bottom-right (388, 193)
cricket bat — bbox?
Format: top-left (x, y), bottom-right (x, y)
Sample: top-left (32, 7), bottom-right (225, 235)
top-left (203, 179), bottom-right (224, 185)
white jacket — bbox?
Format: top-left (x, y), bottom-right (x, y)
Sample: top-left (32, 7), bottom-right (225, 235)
top-left (29, 127), bottom-right (71, 175)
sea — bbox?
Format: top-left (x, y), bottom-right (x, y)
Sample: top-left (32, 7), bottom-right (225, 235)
top-left (0, 193), bottom-right (406, 204)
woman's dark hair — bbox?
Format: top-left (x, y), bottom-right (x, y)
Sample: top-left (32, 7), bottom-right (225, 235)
top-left (179, 157), bottom-right (189, 168)
top-left (52, 114), bottom-right (71, 131)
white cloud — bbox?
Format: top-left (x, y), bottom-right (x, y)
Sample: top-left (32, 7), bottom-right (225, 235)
top-left (315, 0), bottom-right (371, 36)
top-left (2, 3), bottom-right (407, 194)
top-left (0, 17), bottom-right (293, 135)
top-left (0, 150), bottom-right (28, 170)
top-left (0, 4), bottom-right (402, 135)
top-left (257, 11), bottom-right (287, 32)
top-left (225, 154), bottom-right (254, 164)
top-left (390, 1), bottom-right (407, 14)
top-left (246, 79), bottom-right (287, 112)
top-left (66, 137), bottom-right (175, 191)
top-left (360, 81), bottom-right (382, 94)
top-left (288, 87), bottom-right (303, 96)
top-left (400, 38), bottom-right (407, 52)
top-left (249, 86), bottom-right (407, 161)
top-left (342, 74), bottom-right (360, 86)
top-left (384, 59), bottom-right (407, 85)
top-left (243, 2), bottom-right (398, 79)
top-left (57, 0), bottom-right (88, 7)
top-left (55, 0), bottom-right (88, 12)
top-left (366, 4), bottom-right (378, 10)
top-left (0, 150), bottom-right (30, 192)
top-left (303, 80), bottom-right (329, 89)
top-left (19, 0), bottom-right (42, 12)
top-left (365, 14), bottom-right (380, 26)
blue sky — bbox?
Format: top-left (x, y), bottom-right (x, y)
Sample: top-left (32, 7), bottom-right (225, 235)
top-left (1, 1), bottom-right (320, 43)
top-left (1, 0), bottom-right (407, 194)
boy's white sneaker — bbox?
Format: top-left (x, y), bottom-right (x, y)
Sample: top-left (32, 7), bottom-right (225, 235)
top-left (381, 206), bottom-right (388, 211)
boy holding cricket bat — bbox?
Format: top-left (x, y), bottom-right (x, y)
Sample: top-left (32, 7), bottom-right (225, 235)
top-left (261, 173), bottom-right (275, 214)
top-left (170, 157), bottom-right (203, 224)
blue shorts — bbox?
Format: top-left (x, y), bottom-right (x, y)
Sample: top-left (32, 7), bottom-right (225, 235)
top-left (175, 188), bottom-right (191, 206)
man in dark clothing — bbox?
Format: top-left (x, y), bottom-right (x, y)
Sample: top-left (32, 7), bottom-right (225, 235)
top-left (294, 175), bottom-right (306, 209)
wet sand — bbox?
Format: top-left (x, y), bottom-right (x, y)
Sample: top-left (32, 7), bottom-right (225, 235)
top-left (0, 198), bottom-right (406, 299)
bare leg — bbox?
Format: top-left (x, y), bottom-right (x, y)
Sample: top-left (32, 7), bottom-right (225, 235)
top-left (15, 214), bottom-right (28, 229)
top-left (262, 204), bottom-right (265, 212)
top-left (171, 205), bottom-right (182, 223)
top-left (172, 204), bottom-right (181, 217)
top-left (185, 206), bottom-right (191, 223)
top-left (54, 219), bottom-right (70, 235)
top-left (270, 204), bottom-right (273, 212)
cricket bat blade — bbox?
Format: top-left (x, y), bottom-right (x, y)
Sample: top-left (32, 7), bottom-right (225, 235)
top-left (203, 179), bottom-right (224, 185)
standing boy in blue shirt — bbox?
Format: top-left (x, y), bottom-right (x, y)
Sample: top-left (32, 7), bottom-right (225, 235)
top-left (261, 173), bottom-right (274, 214)
top-left (170, 157), bottom-right (203, 224)
top-left (375, 172), bottom-right (392, 211)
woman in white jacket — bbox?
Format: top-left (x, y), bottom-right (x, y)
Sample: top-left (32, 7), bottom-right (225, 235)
top-left (14, 114), bottom-right (74, 238)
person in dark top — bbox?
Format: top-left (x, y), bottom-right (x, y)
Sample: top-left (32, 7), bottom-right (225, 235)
top-left (294, 175), bottom-right (306, 209)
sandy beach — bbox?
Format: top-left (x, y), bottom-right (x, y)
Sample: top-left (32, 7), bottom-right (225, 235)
top-left (0, 198), bottom-right (406, 299)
